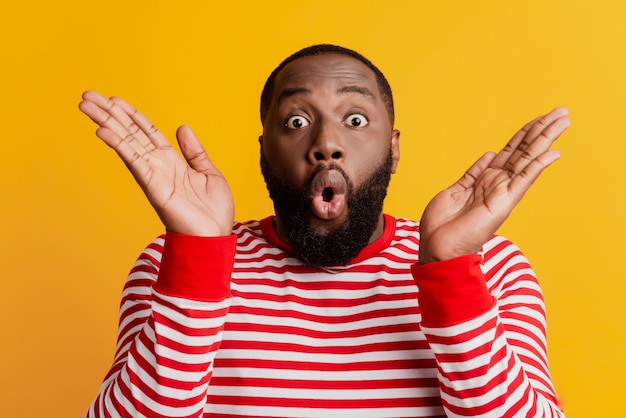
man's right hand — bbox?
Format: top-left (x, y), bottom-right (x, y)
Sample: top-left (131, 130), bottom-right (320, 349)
top-left (79, 91), bottom-right (234, 237)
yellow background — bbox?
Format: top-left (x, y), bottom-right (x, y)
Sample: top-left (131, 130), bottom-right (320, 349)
top-left (0, 1), bottom-right (623, 416)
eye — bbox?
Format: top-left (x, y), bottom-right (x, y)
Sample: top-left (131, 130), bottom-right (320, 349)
top-left (345, 113), bottom-right (368, 127)
top-left (285, 115), bottom-right (310, 129)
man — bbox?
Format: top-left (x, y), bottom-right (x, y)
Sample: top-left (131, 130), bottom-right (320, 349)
top-left (79, 44), bottom-right (568, 417)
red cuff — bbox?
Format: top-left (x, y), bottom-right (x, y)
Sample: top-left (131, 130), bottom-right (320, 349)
top-left (153, 231), bottom-right (237, 301)
top-left (411, 254), bottom-right (495, 326)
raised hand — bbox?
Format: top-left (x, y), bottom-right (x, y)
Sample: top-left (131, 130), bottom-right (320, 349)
top-left (418, 107), bottom-right (570, 264)
top-left (79, 91), bottom-right (234, 237)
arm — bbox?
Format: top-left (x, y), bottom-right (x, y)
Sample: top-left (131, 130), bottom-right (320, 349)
top-left (412, 238), bottom-right (563, 417)
top-left (79, 92), bottom-right (236, 416)
top-left (87, 233), bottom-right (236, 418)
top-left (414, 108), bottom-right (569, 416)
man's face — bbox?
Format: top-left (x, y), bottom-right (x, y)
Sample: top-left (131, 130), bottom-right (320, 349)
top-left (259, 53), bottom-right (400, 265)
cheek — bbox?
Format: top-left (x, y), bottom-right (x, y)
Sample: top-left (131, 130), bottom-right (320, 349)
top-left (345, 133), bottom-right (392, 181)
top-left (262, 138), bottom-right (309, 186)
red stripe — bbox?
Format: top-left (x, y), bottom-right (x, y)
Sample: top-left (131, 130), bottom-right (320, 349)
top-left (206, 394), bottom-right (442, 409)
top-left (229, 290), bottom-right (418, 308)
top-left (214, 357), bottom-right (437, 372)
top-left (210, 376), bottom-right (440, 390)
top-left (227, 304), bottom-right (419, 324)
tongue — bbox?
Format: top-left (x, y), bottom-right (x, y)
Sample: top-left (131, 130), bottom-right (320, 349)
top-left (309, 169), bottom-right (347, 220)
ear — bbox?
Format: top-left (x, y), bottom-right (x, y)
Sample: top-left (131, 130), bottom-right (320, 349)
top-left (258, 135), bottom-right (265, 154)
top-left (390, 129), bottom-right (400, 174)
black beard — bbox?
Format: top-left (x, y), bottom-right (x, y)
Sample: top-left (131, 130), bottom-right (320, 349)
top-left (260, 152), bottom-right (393, 267)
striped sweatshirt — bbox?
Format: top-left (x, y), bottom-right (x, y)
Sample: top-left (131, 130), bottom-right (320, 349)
top-left (86, 215), bottom-right (563, 418)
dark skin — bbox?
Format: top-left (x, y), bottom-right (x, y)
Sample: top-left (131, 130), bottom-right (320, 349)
top-left (259, 54), bottom-right (400, 243)
top-left (78, 53), bottom-right (570, 264)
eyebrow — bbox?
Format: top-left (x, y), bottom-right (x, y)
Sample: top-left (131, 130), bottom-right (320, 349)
top-left (337, 85), bottom-right (376, 101)
top-left (276, 85), bottom-right (376, 106)
top-left (277, 87), bottom-right (311, 105)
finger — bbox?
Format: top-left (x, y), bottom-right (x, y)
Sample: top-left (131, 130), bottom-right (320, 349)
top-left (176, 125), bottom-right (220, 175)
top-left (94, 126), bottom-right (151, 179)
top-left (508, 149), bottom-right (561, 198)
top-left (491, 107), bottom-right (569, 170)
top-left (80, 91), bottom-right (154, 156)
top-left (489, 116), bottom-right (540, 169)
top-left (79, 91), bottom-right (113, 126)
top-left (106, 97), bottom-right (154, 149)
top-left (79, 99), bottom-right (130, 146)
top-left (504, 114), bottom-right (570, 176)
top-left (449, 152), bottom-right (496, 192)
top-left (80, 93), bottom-right (149, 170)
top-left (81, 91), bottom-right (140, 140)
top-left (111, 96), bottom-right (171, 149)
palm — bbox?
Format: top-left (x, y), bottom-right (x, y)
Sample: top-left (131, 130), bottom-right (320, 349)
top-left (419, 108), bottom-right (570, 264)
top-left (79, 91), bottom-right (234, 236)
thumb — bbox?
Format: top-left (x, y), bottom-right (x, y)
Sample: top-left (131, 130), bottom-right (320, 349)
top-left (176, 125), bottom-right (217, 174)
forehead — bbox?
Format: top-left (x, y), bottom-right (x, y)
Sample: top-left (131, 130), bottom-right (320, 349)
top-left (273, 54), bottom-right (380, 96)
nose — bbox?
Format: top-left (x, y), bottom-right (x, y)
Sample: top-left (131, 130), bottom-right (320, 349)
top-left (307, 119), bottom-right (344, 164)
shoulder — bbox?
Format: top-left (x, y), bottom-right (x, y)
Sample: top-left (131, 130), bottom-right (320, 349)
top-left (233, 219), bottom-right (265, 240)
top-left (134, 234), bottom-right (167, 270)
top-left (371, 215), bottom-right (422, 262)
top-left (390, 216), bottom-right (420, 233)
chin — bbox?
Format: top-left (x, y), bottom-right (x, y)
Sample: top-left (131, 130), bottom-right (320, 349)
top-left (305, 212), bottom-right (349, 234)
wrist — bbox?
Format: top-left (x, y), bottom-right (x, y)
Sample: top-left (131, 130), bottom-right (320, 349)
top-left (161, 215), bottom-right (234, 237)
top-left (418, 240), bottom-right (481, 265)
top-left (154, 231), bottom-right (237, 301)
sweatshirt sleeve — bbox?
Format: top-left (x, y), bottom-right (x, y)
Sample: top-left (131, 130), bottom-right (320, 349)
top-left (86, 231), bottom-right (237, 418)
top-left (411, 236), bottom-right (564, 417)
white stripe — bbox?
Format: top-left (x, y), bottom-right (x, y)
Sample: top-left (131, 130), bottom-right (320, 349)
top-left (440, 356), bottom-right (523, 411)
top-left (437, 348), bottom-right (513, 393)
top-left (433, 337), bottom-right (508, 376)
top-left (111, 371), bottom-right (142, 417)
top-left (212, 366), bottom-right (435, 381)
top-left (205, 403), bottom-right (444, 418)
top-left (139, 245), bottom-right (163, 263)
top-left (101, 383), bottom-right (122, 418)
top-left (420, 306), bottom-right (496, 338)
top-left (151, 294), bottom-right (230, 329)
top-left (383, 244), bottom-right (421, 258)
top-left (222, 329), bottom-right (425, 348)
top-left (229, 298), bottom-right (420, 317)
top-left (117, 307), bottom-right (148, 333)
top-left (230, 282), bottom-right (418, 300)
top-left (502, 316), bottom-right (548, 348)
top-left (142, 326), bottom-right (225, 365)
top-left (124, 343), bottom-right (209, 416)
top-left (207, 384), bottom-right (437, 400)
top-left (152, 306), bottom-right (229, 334)
top-left (235, 240), bottom-right (283, 255)
top-left (216, 348), bottom-right (432, 363)
top-left (225, 311), bottom-right (421, 332)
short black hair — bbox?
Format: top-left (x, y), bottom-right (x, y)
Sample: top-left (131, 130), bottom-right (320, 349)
top-left (260, 44), bottom-right (395, 126)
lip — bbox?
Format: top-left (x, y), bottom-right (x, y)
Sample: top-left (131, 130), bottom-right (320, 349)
top-left (308, 169), bottom-right (347, 220)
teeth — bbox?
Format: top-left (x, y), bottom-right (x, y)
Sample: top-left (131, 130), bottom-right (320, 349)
top-left (322, 187), bottom-right (334, 202)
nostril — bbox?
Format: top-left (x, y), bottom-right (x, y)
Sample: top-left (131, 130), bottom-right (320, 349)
top-left (331, 152), bottom-right (341, 159)
top-left (314, 152), bottom-right (324, 161)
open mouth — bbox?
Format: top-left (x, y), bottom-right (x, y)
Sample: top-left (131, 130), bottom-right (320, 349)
top-left (308, 169), bottom-right (347, 220)
top-left (322, 187), bottom-right (334, 202)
